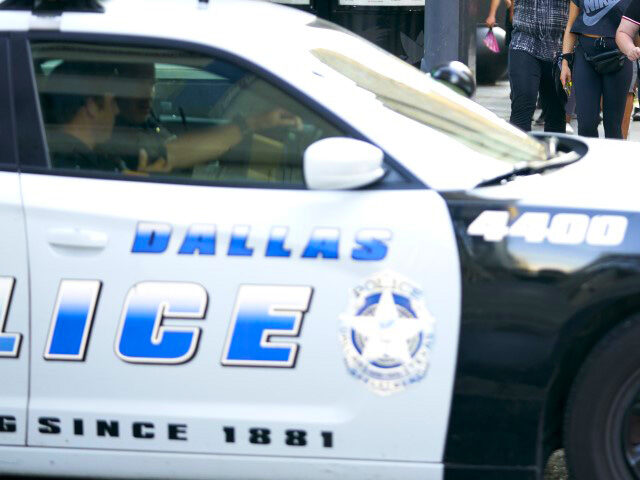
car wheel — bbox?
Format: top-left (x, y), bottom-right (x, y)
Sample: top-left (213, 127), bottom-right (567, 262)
top-left (565, 314), bottom-right (640, 480)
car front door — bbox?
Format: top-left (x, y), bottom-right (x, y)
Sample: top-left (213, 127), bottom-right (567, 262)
top-left (16, 36), bottom-right (461, 470)
top-left (0, 34), bottom-right (30, 447)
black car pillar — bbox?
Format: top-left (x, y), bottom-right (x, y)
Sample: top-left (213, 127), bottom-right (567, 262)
top-left (421, 0), bottom-right (476, 74)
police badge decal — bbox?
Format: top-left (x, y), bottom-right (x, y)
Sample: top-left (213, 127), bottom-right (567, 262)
top-left (339, 271), bottom-right (436, 396)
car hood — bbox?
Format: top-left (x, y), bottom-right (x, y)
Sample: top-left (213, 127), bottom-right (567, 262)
top-left (472, 136), bottom-right (640, 212)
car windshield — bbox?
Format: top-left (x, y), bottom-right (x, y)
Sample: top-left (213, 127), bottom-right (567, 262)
top-left (304, 19), bottom-right (547, 165)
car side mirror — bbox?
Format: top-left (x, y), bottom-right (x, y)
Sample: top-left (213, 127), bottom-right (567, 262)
top-left (430, 61), bottom-right (477, 98)
top-left (303, 137), bottom-right (386, 190)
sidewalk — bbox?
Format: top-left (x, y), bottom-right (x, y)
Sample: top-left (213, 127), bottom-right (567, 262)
top-left (475, 80), bottom-right (640, 141)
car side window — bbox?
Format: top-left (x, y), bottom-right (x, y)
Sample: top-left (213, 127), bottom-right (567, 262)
top-left (30, 42), bottom-right (345, 186)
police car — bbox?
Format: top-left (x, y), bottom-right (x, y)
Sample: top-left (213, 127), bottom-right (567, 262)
top-left (1, 0), bottom-right (640, 479)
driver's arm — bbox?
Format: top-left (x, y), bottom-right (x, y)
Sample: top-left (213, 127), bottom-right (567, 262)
top-left (165, 122), bottom-right (244, 170)
top-left (164, 108), bottom-right (301, 170)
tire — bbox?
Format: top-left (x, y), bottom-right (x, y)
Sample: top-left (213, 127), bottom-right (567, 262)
top-left (564, 315), bottom-right (640, 480)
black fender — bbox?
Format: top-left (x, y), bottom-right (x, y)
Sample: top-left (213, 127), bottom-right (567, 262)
top-left (442, 192), bottom-right (640, 479)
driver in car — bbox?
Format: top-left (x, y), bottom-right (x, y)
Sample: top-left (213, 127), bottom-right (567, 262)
top-left (106, 63), bottom-right (301, 173)
top-left (41, 60), bottom-right (159, 172)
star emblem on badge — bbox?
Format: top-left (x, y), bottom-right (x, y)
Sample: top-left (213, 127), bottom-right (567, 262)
top-left (338, 271), bottom-right (436, 396)
top-left (340, 288), bottom-right (424, 365)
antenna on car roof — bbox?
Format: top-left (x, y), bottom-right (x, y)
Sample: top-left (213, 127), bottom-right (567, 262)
top-left (0, 0), bottom-right (104, 13)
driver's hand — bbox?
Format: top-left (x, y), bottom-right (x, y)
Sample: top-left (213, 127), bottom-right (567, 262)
top-left (136, 148), bottom-right (172, 173)
top-left (249, 108), bottom-right (303, 131)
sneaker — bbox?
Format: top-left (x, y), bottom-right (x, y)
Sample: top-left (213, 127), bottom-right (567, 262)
top-left (565, 123), bottom-right (574, 134)
top-left (534, 112), bottom-right (546, 126)
top-left (633, 107), bottom-right (640, 122)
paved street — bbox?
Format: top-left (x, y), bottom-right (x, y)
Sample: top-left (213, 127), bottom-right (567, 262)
top-left (545, 450), bottom-right (568, 480)
top-left (476, 80), bottom-right (640, 141)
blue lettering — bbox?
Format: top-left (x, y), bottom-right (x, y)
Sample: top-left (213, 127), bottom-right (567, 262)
top-left (228, 226), bottom-right (254, 257)
top-left (301, 228), bottom-right (339, 259)
top-left (116, 282), bottom-right (207, 364)
top-left (132, 222), bottom-right (171, 254)
top-left (44, 280), bottom-right (101, 360)
top-left (0, 277), bottom-right (20, 358)
top-left (178, 224), bottom-right (216, 255)
top-left (222, 285), bottom-right (312, 367)
top-left (265, 226), bottom-right (292, 258)
top-left (352, 229), bottom-right (392, 261)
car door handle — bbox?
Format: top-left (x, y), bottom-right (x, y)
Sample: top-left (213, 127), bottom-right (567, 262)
top-left (47, 228), bottom-right (108, 250)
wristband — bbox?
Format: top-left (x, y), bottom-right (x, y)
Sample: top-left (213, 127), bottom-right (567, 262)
top-left (561, 52), bottom-right (574, 62)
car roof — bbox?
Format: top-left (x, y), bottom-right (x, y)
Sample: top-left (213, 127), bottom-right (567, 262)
top-left (0, 0), bottom-right (318, 89)
top-left (0, 0), bottom-right (316, 46)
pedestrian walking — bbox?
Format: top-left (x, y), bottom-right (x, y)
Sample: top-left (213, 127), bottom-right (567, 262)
top-left (561, 0), bottom-right (632, 139)
top-left (485, 0), bottom-right (514, 48)
top-left (617, 1), bottom-right (640, 84)
top-left (507, 0), bottom-right (569, 133)
top-left (622, 61), bottom-right (637, 138)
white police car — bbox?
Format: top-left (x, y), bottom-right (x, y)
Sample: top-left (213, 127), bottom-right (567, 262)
top-left (1, 1), bottom-right (640, 479)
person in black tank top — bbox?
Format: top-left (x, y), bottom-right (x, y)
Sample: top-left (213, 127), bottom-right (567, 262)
top-left (561, 0), bottom-right (633, 138)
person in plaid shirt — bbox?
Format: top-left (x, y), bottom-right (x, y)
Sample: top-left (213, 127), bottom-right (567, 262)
top-left (509, 0), bottom-right (569, 132)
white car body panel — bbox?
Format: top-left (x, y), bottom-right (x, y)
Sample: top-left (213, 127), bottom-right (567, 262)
top-left (0, 172), bottom-right (29, 446)
top-left (20, 173), bottom-right (461, 467)
top-left (476, 138), bottom-right (640, 211)
top-left (0, 447), bottom-right (444, 480)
